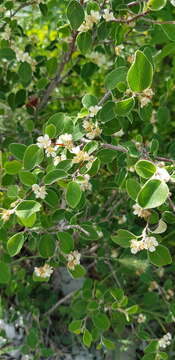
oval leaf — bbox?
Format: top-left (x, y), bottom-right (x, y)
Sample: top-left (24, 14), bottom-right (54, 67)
top-left (7, 233), bottom-right (25, 257)
top-left (66, 181), bottom-right (82, 208)
top-left (135, 160), bottom-right (157, 179)
top-left (127, 50), bottom-right (153, 92)
top-left (148, 245), bottom-right (172, 266)
top-left (137, 179), bottom-right (169, 209)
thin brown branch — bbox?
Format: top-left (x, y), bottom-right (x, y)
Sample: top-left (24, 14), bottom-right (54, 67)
top-left (36, 31), bottom-right (78, 112)
top-left (142, 17), bottom-right (175, 25)
top-left (155, 156), bottom-right (175, 163)
top-left (98, 90), bottom-right (112, 106)
top-left (168, 197), bottom-right (175, 213)
top-left (102, 143), bottom-right (128, 154)
top-left (111, 10), bottom-right (150, 24)
top-left (64, 225), bottom-right (90, 236)
top-left (12, 1), bottom-right (35, 17)
top-left (44, 290), bottom-right (76, 316)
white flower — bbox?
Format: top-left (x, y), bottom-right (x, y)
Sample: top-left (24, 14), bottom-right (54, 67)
top-left (71, 146), bottom-right (93, 163)
top-left (133, 204), bottom-right (151, 219)
top-left (153, 167), bottom-right (170, 182)
top-left (83, 119), bottom-right (101, 139)
top-left (1, 208), bottom-right (15, 222)
top-left (170, 0), bottom-right (175, 6)
top-left (67, 251), bottom-right (81, 270)
top-left (159, 333), bottom-right (172, 349)
top-left (138, 88), bottom-right (154, 108)
top-left (143, 236), bottom-right (158, 252)
top-left (89, 10), bottom-right (101, 24)
top-left (137, 314), bottom-right (146, 324)
top-left (34, 264), bottom-right (53, 278)
top-left (37, 134), bottom-right (51, 149)
top-left (118, 215), bottom-right (127, 224)
top-left (90, 52), bottom-right (106, 67)
top-left (89, 105), bottom-right (102, 117)
top-left (45, 145), bottom-right (57, 158)
top-left (130, 239), bottom-right (141, 254)
top-left (32, 184), bottom-right (47, 199)
top-left (148, 280), bottom-right (159, 292)
top-left (115, 45), bottom-right (124, 56)
top-left (53, 153), bottom-right (67, 166)
top-left (77, 174), bottom-right (92, 191)
top-left (55, 133), bottom-right (73, 150)
top-left (103, 8), bottom-right (115, 21)
top-left (3, 25), bottom-right (11, 40)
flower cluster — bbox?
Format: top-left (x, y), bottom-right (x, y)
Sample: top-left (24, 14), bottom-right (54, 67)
top-left (78, 11), bottom-right (101, 32)
top-left (0, 208), bottom-right (15, 222)
top-left (34, 264), bottom-right (54, 278)
top-left (83, 119), bottom-right (101, 139)
top-left (159, 333), bottom-right (172, 349)
top-left (71, 146), bottom-right (93, 164)
top-left (53, 153), bottom-right (67, 166)
top-left (137, 314), bottom-right (146, 324)
top-left (130, 236), bottom-right (158, 254)
top-left (133, 204), bottom-right (151, 219)
top-left (138, 88), bottom-right (154, 108)
top-left (32, 184), bottom-right (47, 199)
top-left (103, 8), bottom-right (115, 22)
top-left (67, 251), bottom-right (81, 271)
top-left (55, 133), bottom-right (74, 150)
top-left (77, 174), bottom-right (92, 191)
top-left (90, 52), bottom-right (107, 67)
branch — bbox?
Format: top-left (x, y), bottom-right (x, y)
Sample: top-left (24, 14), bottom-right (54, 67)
top-left (98, 90), bottom-right (112, 106)
top-left (64, 225), bottom-right (90, 236)
top-left (102, 143), bottom-right (128, 154)
top-left (36, 31), bottom-right (78, 112)
top-left (155, 156), bottom-right (174, 163)
top-left (142, 17), bottom-right (175, 25)
top-left (44, 290), bottom-right (76, 317)
top-left (111, 10), bottom-right (150, 24)
top-left (12, 1), bottom-right (35, 17)
top-left (127, 0), bottom-right (145, 6)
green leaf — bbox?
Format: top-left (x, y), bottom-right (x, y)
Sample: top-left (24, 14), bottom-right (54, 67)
top-left (104, 66), bottom-right (127, 90)
top-left (161, 24), bottom-right (175, 42)
top-left (66, 181), bottom-right (82, 208)
top-left (57, 232), bottom-right (74, 254)
top-left (92, 312), bottom-right (110, 331)
top-left (7, 185), bottom-right (19, 198)
top-left (44, 189), bottom-right (59, 208)
top-left (115, 97), bottom-right (135, 116)
top-left (4, 160), bottom-right (22, 175)
top-left (97, 149), bottom-right (118, 163)
top-left (38, 234), bottom-right (55, 258)
top-left (44, 169), bottom-right (67, 185)
top-left (19, 170), bottom-right (36, 186)
top-left (7, 233), bottom-right (25, 257)
top-left (127, 50), bottom-right (153, 92)
top-left (19, 213), bottom-right (36, 228)
top-left (44, 124), bottom-right (56, 138)
top-left (137, 179), bottom-right (169, 209)
top-left (147, 0), bottom-right (167, 11)
top-left (102, 338), bottom-right (115, 350)
top-left (9, 143), bottom-right (27, 160)
top-left (162, 211), bottom-right (175, 224)
top-left (0, 48), bottom-right (16, 60)
top-left (69, 320), bottom-right (82, 334)
top-left (82, 94), bottom-right (97, 108)
top-left (18, 62), bottom-right (32, 87)
top-left (67, 0), bottom-right (85, 30)
top-left (15, 200), bottom-right (41, 219)
top-left (126, 178), bottom-right (141, 200)
top-left (148, 245), bottom-right (172, 266)
top-left (77, 31), bottom-right (92, 54)
top-left (83, 329), bottom-right (92, 348)
top-left (99, 101), bottom-right (115, 122)
top-left (135, 160), bottom-right (157, 179)
top-left (141, 354), bottom-right (156, 360)
top-left (0, 262), bottom-right (11, 284)
top-left (145, 340), bottom-right (159, 354)
top-left (112, 229), bottom-right (137, 248)
top-left (23, 144), bottom-right (43, 170)
top-left (70, 264), bottom-right (86, 278)
top-left (46, 113), bottom-right (65, 136)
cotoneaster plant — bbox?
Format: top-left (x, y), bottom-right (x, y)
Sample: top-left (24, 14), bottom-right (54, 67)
top-left (0, 0), bottom-right (175, 359)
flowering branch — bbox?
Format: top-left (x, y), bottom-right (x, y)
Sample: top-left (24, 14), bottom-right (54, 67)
top-left (102, 143), bottom-right (128, 153)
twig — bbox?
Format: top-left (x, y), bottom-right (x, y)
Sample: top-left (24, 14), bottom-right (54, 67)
top-left (111, 10), bottom-right (150, 24)
top-left (142, 17), bottom-right (175, 25)
top-left (102, 143), bottom-right (128, 154)
top-left (44, 290), bottom-right (76, 316)
top-left (98, 90), bottom-right (112, 106)
top-left (36, 31), bottom-right (78, 112)
top-left (127, 0), bottom-right (145, 6)
top-left (155, 156), bottom-right (174, 163)
top-left (65, 225), bottom-right (90, 236)
top-left (168, 197), bottom-right (175, 213)
top-left (105, 260), bottom-right (121, 287)
top-left (12, 1), bottom-right (35, 17)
